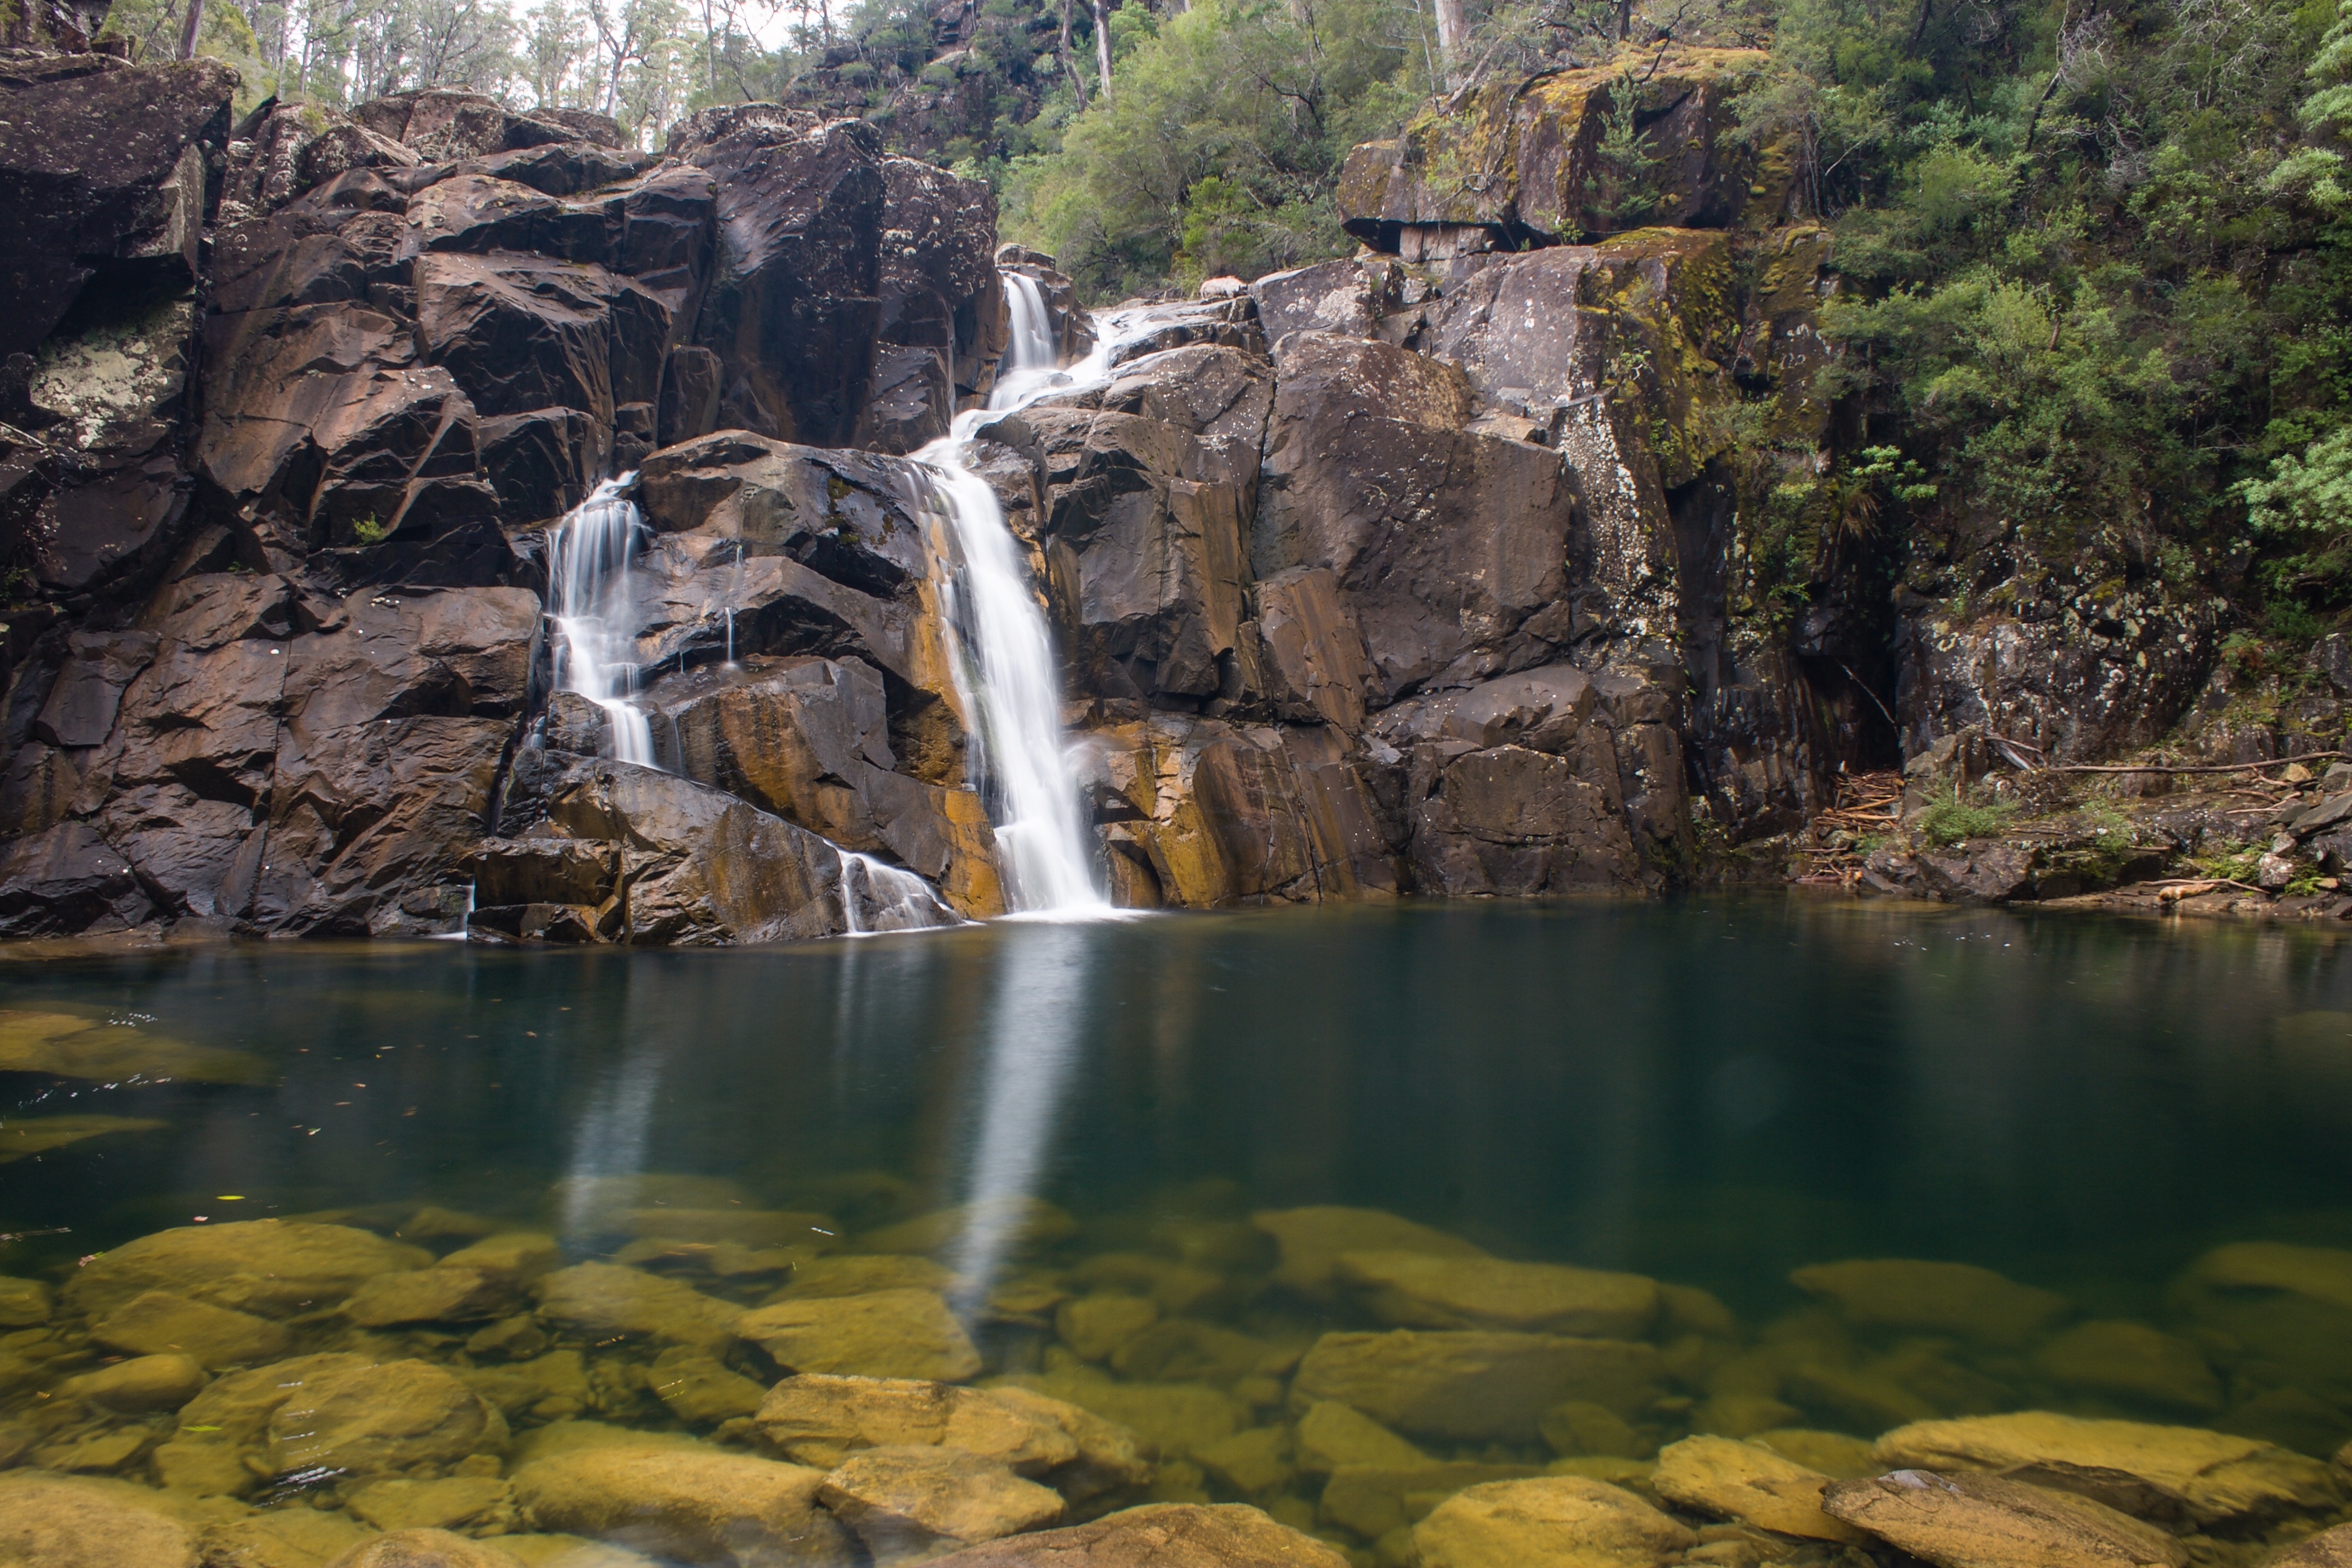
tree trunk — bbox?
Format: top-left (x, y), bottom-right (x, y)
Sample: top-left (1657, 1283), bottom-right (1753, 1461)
top-left (175, 0), bottom-right (202, 58)
top-left (1431, 0), bottom-right (1465, 83)
top-left (1058, 0), bottom-right (1088, 110)
top-left (1092, 0), bottom-right (1114, 103)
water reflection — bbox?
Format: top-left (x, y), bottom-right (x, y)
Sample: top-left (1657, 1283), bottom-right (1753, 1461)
top-left (943, 922), bottom-right (1099, 1308)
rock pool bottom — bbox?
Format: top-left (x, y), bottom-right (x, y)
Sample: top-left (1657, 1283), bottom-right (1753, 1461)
top-left (2, 897), bottom-right (2352, 1567)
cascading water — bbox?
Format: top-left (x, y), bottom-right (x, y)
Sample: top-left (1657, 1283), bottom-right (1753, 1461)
top-left (837, 850), bottom-right (956, 935)
top-left (546, 477), bottom-right (657, 767)
top-left (909, 271), bottom-right (1142, 916)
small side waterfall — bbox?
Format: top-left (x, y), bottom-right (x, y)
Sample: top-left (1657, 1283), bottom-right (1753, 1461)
top-left (546, 477), bottom-right (657, 767)
top-left (838, 850), bottom-right (957, 935)
top-left (991, 272), bottom-right (1059, 410)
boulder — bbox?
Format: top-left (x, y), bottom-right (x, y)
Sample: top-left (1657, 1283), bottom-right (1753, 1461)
top-left (735, 1288), bottom-right (982, 1382)
top-left (1006, 1370), bottom-right (1240, 1462)
top-left (263, 1358), bottom-right (508, 1477)
top-left (64, 1220), bottom-right (430, 1317)
top-left (0, 58), bottom-right (236, 359)
top-left (491, 759), bottom-right (862, 945)
top-left (0, 1471), bottom-right (201, 1568)
top-left (646, 1348), bottom-right (769, 1426)
top-left (1873, 1412), bottom-right (2341, 1525)
top-left (1822, 1469), bottom-right (2188, 1568)
top-left (918, 1502), bottom-right (1348, 1567)
top-left (510, 1443), bottom-right (851, 1565)
top-left (2034, 1321), bottom-right (2223, 1415)
top-left (688, 117), bottom-right (886, 447)
top-left (1058, 1293), bottom-right (1159, 1362)
top-left (753, 1373), bottom-right (1079, 1471)
top-left (63, 1352), bottom-right (206, 1414)
top-left (88, 1297), bottom-right (274, 1363)
top-left (322, 1529), bottom-right (531, 1568)
top-left (2273, 1524), bottom-right (2352, 1566)
top-left (347, 1475), bottom-right (519, 1534)
top-left (1293, 1400), bottom-right (1427, 1473)
top-left (200, 1507), bottom-right (378, 1566)
top-left (532, 1261), bottom-right (740, 1349)
top-left (1251, 259), bottom-right (1384, 344)
top-left (1790, 1258), bottom-right (2072, 1345)
top-left (1255, 333), bottom-right (1578, 703)
top-left (1292, 1330), bottom-right (1661, 1442)
top-left (343, 1266), bottom-right (527, 1327)
top-left (1318, 1462), bottom-right (1545, 1538)
top-left (2170, 1242), bottom-right (2352, 1405)
top-left (818, 1446), bottom-right (1065, 1558)
top-left (1649, 1435), bottom-right (1868, 1542)
top-left (1411, 1477), bottom-right (1697, 1568)
top-left (1334, 1252), bottom-right (1659, 1337)
top-left (171, 1351), bottom-right (380, 1453)
top-left (772, 1256), bottom-right (959, 1300)
top-left (1249, 1206), bottom-right (1485, 1296)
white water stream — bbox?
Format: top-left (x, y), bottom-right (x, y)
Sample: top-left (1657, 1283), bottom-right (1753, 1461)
top-left (545, 476), bottom-right (658, 768)
top-left (910, 272), bottom-right (1142, 917)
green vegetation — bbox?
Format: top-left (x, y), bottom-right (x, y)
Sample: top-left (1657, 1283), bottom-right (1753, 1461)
top-left (1917, 796), bottom-right (2019, 847)
top-left (350, 514), bottom-right (390, 546)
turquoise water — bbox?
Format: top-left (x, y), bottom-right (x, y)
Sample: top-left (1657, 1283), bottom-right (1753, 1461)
top-left (5, 895), bottom-right (2352, 1555)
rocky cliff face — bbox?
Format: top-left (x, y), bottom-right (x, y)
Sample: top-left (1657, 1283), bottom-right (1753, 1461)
top-left (0, 44), bottom-right (1907, 941)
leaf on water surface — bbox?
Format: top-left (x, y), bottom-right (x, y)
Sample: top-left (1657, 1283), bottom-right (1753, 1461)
top-left (0, 1011), bottom-right (266, 1084)
top-left (0, 1115), bottom-right (169, 1163)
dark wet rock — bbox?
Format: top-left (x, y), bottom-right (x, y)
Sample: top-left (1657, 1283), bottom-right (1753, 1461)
top-left (866, 157), bottom-right (1002, 437)
top-left (689, 117), bottom-right (885, 447)
top-left (1022, 344), bottom-right (1272, 707)
top-left (1255, 333), bottom-right (1578, 703)
top-left (414, 251), bottom-right (672, 428)
top-left (487, 757), bottom-right (862, 944)
top-left (920, 1502), bottom-right (1350, 1568)
top-left (0, 57), bottom-right (234, 359)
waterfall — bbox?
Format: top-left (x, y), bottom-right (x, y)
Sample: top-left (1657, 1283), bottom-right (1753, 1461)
top-left (910, 276), bottom-right (1147, 916)
top-left (991, 272), bottom-right (1058, 410)
top-left (546, 477), bottom-right (657, 767)
top-left (838, 849), bottom-right (958, 935)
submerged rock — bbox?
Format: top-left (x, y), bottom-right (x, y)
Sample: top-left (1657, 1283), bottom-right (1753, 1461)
top-left (1822, 1469), bottom-right (2188, 1568)
top-left (1411, 1476), bottom-right (1697, 1568)
top-left (734, 1289), bottom-right (981, 1382)
top-left (344, 1266), bottom-right (526, 1327)
top-left (89, 1290), bottom-right (291, 1368)
top-left (346, 1475), bottom-right (518, 1534)
top-left (510, 1443), bottom-right (852, 1566)
top-left (1318, 1461), bottom-right (1543, 1538)
top-left (263, 1359), bottom-right (508, 1477)
top-left (1293, 1400), bottom-right (1428, 1473)
top-left (65, 1221), bottom-right (429, 1317)
top-left (646, 1348), bottom-right (769, 1426)
top-left (201, 1507), bottom-right (376, 1567)
top-left (817, 1445), bottom-right (1065, 1559)
top-left (2273, 1523), bottom-right (2352, 1566)
top-left (0, 1113), bottom-right (168, 1163)
top-left (531, 1261), bottom-right (738, 1350)
top-left (0, 1471), bottom-right (202, 1568)
top-left (753, 1373), bottom-right (1078, 1472)
top-left (1333, 1252), bottom-right (1660, 1337)
top-left (918, 1502), bottom-right (1350, 1567)
top-left (1873, 1412), bottom-right (2340, 1524)
top-left (2034, 1321), bottom-right (2223, 1415)
top-left (0, 1012), bottom-right (264, 1084)
top-left (322, 1530), bottom-right (530, 1568)
top-left (62, 1353), bottom-right (206, 1414)
top-left (1291, 1329), bottom-right (1660, 1442)
top-left (1649, 1434), bottom-right (1867, 1542)
top-left (1249, 1207), bottom-right (1485, 1297)
top-left (1789, 1259), bottom-right (2072, 1345)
